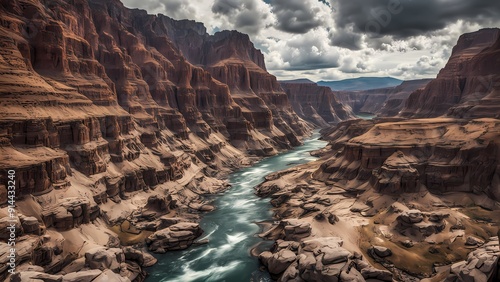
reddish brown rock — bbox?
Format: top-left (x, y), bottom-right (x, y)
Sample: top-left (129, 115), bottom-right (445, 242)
top-left (281, 80), bottom-right (355, 127)
top-left (145, 222), bottom-right (203, 253)
top-left (333, 79), bottom-right (431, 117)
top-left (401, 28), bottom-right (500, 118)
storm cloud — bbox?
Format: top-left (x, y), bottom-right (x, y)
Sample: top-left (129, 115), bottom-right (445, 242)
top-left (334, 0), bottom-right (500, 38)
top-left (212, 0), bottom-right (271, 35)
top-left (270, 0), bottom-right (326, 34)
top-left (120, 0), bottom-right (500, 80)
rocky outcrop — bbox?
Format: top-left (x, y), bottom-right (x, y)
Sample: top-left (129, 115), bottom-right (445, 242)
top-left (445, 236), bottom-right (499, 282)
top-left (255, 28), bottom-right (500, 282)
top-left (334, 79), bottom-right (431, 116)
top-left (257, 116), bottom-right (500, 280)
top-left (401, 28), bottom-right (500, 118)
top-left (259, 237), bottom-right (393, 282)
top-left (315, 118), bottom-right (500, 201)
top-left (280, 80), bottom-right (355, 127)
top-left (145, 222), bottom-right (203, 253)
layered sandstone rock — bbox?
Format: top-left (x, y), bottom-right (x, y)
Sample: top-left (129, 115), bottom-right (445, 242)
top-left (334, 79), bottom-right (431, 116)
top-left (401, 28), bottom-right (500, 118)
top-left (315, 118), bottom-right (500, 200)
top-left (145, 222), bottom-right (203, 253)
top-left (0, 0), bottom-right (313, 280)
top-left (257, 118), bottom-right (500, 280)
top-left (280, 80), bottom-right (355, 127)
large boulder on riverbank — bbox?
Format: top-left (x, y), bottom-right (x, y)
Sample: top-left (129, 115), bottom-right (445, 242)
top-left (146, 222), bottom-right (203, 253)
top-left (259, 237), bottom-right (393, 282)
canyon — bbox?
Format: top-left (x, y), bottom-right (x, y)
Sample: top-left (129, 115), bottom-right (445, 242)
top-left (333, 79), bottom-right (432, 117)
top-left (0, 0), bottom-right (320, 280)
top-left (0, 1), bottom-right (498, 282)
top-left (257, 28), bottom-right (500, 282)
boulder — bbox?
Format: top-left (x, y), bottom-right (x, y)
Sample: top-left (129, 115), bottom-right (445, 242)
top-left (84, 247), bottom-right (124, 272)
top-left (428, 212), bottom-right (450, 222)
top-left (397, 210), bottom-right (423, 225)
top-left (92, 269), bottom-right (129, 282)
top-left (21, 216), bottom-right (42, 235)
top-left (146, 222), bottom-right (202, 253)
top-left (122, 247), bottom-right (157, 267)
top-left (267, 249), bottom-right (297, 274)
top-left (340, 267), bottom-right (366, 282)
top-left (0, 216), bottom-right (23, 240)
top-left (368, 246), bottom-right (392, 258)
top-left (321, 246), bottom-right (351, 265)
top-left (301, 237), bottom-right (344, 252)
top-left (62, 270), bottom-right (102, 282)
top-left (10, 272), bottom-right (63, 282)
top-left (465, 236), bottom-right (485, 246)
top-left (360, 267), bottom-right (393, 281)
top-left (281, 219), bottom-right (312, 241)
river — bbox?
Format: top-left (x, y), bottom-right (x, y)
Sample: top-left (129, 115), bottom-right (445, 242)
top-left (146, 131), bottom-right (327, 282)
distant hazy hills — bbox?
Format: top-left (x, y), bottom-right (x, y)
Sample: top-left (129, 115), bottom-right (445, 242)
top-left (317, 77), bottom-right (403, 91)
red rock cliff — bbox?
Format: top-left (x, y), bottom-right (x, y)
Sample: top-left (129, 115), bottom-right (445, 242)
top-left (280, 81), bottom-right (355, 127)
top-left (400, 28), bottom-right (500, 118)
top-left (334, 79), bottom-right (431, 117)
top-left (0, 0), bottom-right (312, 279)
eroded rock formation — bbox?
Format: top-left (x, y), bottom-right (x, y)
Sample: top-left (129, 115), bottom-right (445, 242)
top-left (334, 79), bottom-right (431, 117)
top-left (255, 28), bottom-right (500, 282)
top-left (0, 0), bottom-right (322, 280)
top-left (401, 28), bottom-right (500, 118)
top-left (280, 80), bottom-right (354, 127)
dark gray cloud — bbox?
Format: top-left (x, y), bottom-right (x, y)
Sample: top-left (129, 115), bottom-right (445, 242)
top-left (212, 0), bottom-right (267, 34)
top-left (212, 0), bottom-right (245, 15)
top-left (329, 27), bottom-right (363, 50)
top-left (270, 0), bottom-right (325, 34)
top-left (334, 0), bottom-right (500, 38)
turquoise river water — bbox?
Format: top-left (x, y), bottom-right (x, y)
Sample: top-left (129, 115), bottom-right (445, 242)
top-left (146, 131), bottom-right (327, 282)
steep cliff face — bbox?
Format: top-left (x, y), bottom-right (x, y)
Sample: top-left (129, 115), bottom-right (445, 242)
top-left (280, 81), bottom-right (355, 127)
top-left (202, 31), bottom-right (311, 151)
top-left (401, 28), bottom-right (500, 118)
top-left (132, 14), bottom-right (311, 150)
top-left (0, 0), bottom-right (311, 279)
top-left (334, 79), bottom-right (431, 116)
top-left (317, 118), bottom-right (500, 200)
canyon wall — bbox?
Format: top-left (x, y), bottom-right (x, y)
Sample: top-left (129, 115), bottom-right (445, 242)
top-left (401, 28), bottom-right (500, 118)
top-left (334, 79), bottom-right (431, 116)
top-left (280, 80), bottom-right (355, 127)
top-left (0, 0), bottom-right (322, 280)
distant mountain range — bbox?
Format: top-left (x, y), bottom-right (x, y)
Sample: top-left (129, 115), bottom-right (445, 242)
top-left (280, 78), bottom-right (316, 84)
top-left (317, 77), bottom-right (403, 91)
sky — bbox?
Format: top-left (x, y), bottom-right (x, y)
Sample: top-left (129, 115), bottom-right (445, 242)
top-left (120, 0), bottom-right (500, 82)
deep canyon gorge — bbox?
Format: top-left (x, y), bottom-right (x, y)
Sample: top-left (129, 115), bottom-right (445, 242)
top-left (0, 0), bottom-right (499, 282)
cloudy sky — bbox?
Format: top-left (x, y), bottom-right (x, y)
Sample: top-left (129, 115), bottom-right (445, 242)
top-left (121, 0), bottom-right (500, 82)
